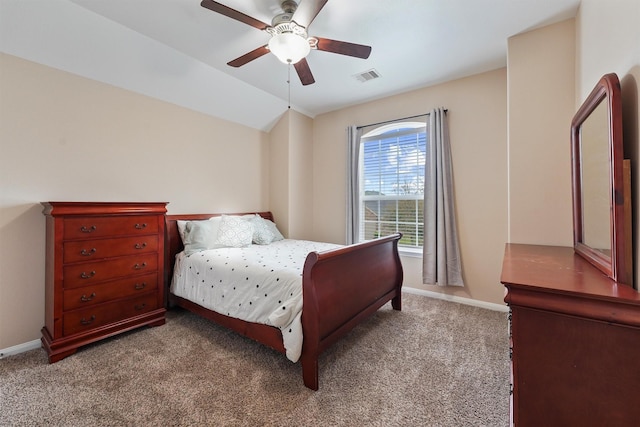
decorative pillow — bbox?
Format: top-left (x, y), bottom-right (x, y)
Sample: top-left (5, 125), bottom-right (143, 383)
top-left (208, 216), bottom-right (223, 237)
top-left (264, 218), bottom-right (285, 241)
top-left (214, 215), bottom-right (254, 248)
top-left (248, 214), bottom-right (275, 245)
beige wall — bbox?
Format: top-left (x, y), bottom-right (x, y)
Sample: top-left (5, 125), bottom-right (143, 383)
top-left (507, 19), bottom-right (576, 246)
top-left (287, 110), bottom-right (314, 240)
top-left (268, 112), bottom-right (290, 236)
top-left (312, 69), bottom-right (509, 305)
top-left (0, 53), bottom-right (269, 349)
top-left (577, 0), bottom-right (640, 288)
top-left (268, 110), bottom-right (314, 240)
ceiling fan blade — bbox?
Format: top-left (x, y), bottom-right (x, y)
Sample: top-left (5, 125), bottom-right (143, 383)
top-left (294, 58), bottom-right (315, 85)
top-left (292, 0), bottom-right (328, 28)
top-left (200, 0), bottom-right (269, 30)
top-left (227, 45), bottom-right (270, 67)
top-left (315, 37), bottom-right (372, 59)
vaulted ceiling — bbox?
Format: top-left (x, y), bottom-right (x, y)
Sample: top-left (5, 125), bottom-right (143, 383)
top-left (0, 0), bottom-right (580, 131)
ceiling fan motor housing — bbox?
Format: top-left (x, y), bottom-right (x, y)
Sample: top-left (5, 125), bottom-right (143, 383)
top-left (267, 20), bottom-right (307, 37)
top-left (271, 0), bottom-right (301, 28)
top-left (280, 0), bottom-right (298, 14)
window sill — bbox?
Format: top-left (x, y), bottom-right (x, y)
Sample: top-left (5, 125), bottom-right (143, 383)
top-left (399, 247), bottom-right (423, 258)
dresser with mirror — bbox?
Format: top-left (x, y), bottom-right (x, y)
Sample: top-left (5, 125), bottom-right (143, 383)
top-left (501, 73), bottom-right (640, 425)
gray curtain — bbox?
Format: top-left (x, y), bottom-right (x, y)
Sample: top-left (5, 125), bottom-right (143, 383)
top-left (346, 126), bottom-right (363, 245)
top-left (423, 108), bottom-right (464, 286)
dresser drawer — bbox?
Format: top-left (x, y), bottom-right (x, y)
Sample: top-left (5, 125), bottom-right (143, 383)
top-left (63, 273), bottom-right (158, 311)
top-left (64, 235), bottom-right (158, 263)
top-left (63, 253), bottom-right (158, 288)
top-left (64, 215), bottom-right (159, 240)
top-left (63, 293), bottom-right (158, 337)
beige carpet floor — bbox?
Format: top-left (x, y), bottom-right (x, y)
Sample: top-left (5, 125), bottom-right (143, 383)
top-left (0, 293), bottom-right (510, 426)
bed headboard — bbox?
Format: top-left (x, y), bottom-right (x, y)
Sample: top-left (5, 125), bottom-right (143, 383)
top-left (163, 212), bottom-right (274, 296)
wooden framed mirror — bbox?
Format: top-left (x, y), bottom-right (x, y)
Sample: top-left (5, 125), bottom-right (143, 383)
top-left (571, 73), bottom-right (632, 285)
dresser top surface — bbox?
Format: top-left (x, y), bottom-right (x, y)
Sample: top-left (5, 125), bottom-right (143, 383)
top-left (501, 243), bottom-right (640, 304)
top-left (42, 202), bottom-right (168, 216)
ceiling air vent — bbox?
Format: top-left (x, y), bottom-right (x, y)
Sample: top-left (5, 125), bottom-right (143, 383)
top-left (354, 69), bottom-right (381, 83)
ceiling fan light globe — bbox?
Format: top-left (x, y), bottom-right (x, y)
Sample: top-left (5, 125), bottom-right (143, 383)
top-left (268, 33), bottom-right (310, 64)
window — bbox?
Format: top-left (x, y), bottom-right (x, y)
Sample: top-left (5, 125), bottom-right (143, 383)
top-left (358, 119), bottom-right (427, 251)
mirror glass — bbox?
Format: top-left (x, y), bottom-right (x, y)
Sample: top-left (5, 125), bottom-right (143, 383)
top-left (579, 100), bottom-right (610, 254)
top-left (571, 73), bottom-right (631, 285)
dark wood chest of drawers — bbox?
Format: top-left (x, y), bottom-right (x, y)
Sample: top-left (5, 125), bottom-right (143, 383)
top-left (501, 244), bottom-right (640, 426)
top-left (41, 202), bottom-right (168, 362)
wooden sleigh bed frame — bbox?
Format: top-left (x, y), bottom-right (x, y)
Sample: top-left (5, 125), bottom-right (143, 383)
top-left (164, 212), bottom-right (403, 390)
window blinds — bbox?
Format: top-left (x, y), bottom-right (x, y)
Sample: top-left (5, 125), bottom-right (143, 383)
top-left (359, 124), bottom-right (427, 247)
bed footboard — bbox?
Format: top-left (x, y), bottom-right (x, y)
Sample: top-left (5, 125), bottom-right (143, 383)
top-left (300, 233), bottom-right (403, 390)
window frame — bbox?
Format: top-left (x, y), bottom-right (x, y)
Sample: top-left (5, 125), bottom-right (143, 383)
top-left (357, 119), bottom-right (427, 253)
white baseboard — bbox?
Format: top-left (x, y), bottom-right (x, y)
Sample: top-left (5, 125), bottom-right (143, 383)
top-left (0, 339), bottom-right (41, 359)
top-left (403, 286), bottom-right (509, 312)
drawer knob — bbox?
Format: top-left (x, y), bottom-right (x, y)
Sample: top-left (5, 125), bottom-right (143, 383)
top-left (134, 262), bottom-right (147, 270)
top-left (134, 223), bottom-right (147, 230)
top-left (80, 292), bottom-right (96, 302)
top-left (134, 303), bottom-right (146, 311)
top-left (80, 271), bottom-right (96, 279)
top-left (134, 242), bottom-right (147, 250)
top-left (80, 248), bottom-right (97, 256)
top-left (80, 315), bottom-right (96, 325)
top-left (80, 225), bottom-right (97, 233)
top-left (134, 282), bottom-right (147, 290)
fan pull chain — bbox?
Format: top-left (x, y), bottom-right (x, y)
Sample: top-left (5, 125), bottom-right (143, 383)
top-left (287, 63), bottom-right (291, 109)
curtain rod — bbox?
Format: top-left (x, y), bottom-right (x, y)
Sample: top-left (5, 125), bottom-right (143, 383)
top-left (356, 109), bottom-right (447, 130)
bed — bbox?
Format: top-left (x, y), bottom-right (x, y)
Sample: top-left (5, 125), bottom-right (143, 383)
top-left (164, 212), bottom-right (403, 390)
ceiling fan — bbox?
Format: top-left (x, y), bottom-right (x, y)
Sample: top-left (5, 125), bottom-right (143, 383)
top-left (201, 0), bottom-right (372, 85)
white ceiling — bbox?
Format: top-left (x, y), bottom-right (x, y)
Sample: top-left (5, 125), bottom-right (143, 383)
top-left (0, 0), bottom-right (580, 131)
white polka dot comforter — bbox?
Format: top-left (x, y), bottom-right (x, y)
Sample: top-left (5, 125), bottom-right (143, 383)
top-left (170, 239), bottom-right (341, 362)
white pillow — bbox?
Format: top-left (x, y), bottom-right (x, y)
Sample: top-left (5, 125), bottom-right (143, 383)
top-left (214, 215), bottom-right (254, 248)
top-left (248, 215), bottom-right (275, 245)
top-left (180, 217), bottom-right (223, 255)
top-left (182, 221), bottom-right (214, 256)
top-left (176, 220), bottom-right (190, 243)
